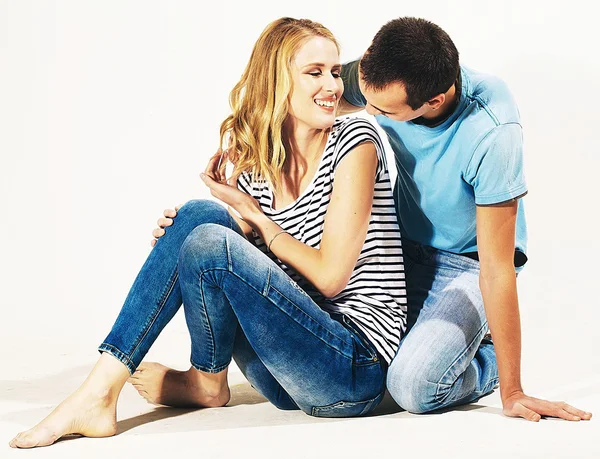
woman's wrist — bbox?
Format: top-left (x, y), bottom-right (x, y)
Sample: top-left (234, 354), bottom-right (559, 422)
top-left (243, 209), bottom-right (270, 231)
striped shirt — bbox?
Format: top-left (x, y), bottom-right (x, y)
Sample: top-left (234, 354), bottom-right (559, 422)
top-left (237, 117), bottom-right (406, 363)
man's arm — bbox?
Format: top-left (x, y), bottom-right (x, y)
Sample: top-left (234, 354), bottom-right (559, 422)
top-left (339, 58), bottom-right (366, 116)
top-left (338, 97), bottom-right (363, 116)
top-left (476, 202), bottom-right (591, 421)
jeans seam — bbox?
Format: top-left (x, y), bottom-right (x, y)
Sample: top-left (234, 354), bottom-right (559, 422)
top-left (129, 268), bottom-right (179, 362)
top-left (433, 320), bottom-right (489, 404)
top-left (98, 343), bottom-right (136, 375)
top-left (199, 272), bottom-right (218, 370)
top-left (270, 284), bottom-right (353, 359)
top-left (190, 357), bottom-right (230, 374)
top-left (198, 263), bottom-right (353, 361)
top-left (226, 232), bottom-right (233, 271)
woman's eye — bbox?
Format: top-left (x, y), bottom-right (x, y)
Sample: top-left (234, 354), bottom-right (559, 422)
top-left (332, 72), bottom-right (341, 78)
top-left (308, 72), bottom-right (322, 77)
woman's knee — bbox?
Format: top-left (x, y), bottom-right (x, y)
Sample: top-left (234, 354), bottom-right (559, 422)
top-left (177, 199), bottom-right (230, 227)
top-left (178, 223), bottom-right (230, 272)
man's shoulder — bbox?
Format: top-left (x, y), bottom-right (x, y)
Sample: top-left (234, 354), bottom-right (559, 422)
top-left (462, 66), bottom-right (521, 126)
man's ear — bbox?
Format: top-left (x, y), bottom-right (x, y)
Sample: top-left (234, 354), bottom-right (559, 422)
top-left (426, 93), bottom-right (446, 110)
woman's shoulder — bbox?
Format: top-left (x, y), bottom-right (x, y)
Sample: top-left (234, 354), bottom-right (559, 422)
top-left (332, 116), bottom-right (381, 139)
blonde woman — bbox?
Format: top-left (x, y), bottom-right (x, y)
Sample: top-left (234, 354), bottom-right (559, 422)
top-left (10, 17), bottom-right (406, 449)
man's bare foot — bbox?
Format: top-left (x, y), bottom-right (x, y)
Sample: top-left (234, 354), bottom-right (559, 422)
top-left (128, 362), bottom-right (230, 408)
top-left (8, 388), bottom-right (117, 449)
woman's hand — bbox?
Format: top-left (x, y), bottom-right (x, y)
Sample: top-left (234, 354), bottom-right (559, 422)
top-left (200, 172), bottom-right (263, 227)
top-left (205, 149), bottom-right (229, 184)
top-left (151, 205), bottom-right (181, 247)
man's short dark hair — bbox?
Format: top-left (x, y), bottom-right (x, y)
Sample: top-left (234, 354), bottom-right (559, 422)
top-left (360, 17), bottom-right (460, 110)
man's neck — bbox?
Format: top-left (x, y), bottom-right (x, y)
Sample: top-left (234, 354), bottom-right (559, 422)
top-left (413, 71), bottom-right (463, 128)
top-left (422, 84), bottom-right (457, 121)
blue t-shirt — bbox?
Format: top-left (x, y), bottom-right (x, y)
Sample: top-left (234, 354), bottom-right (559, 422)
top-left (343, 64), bottom-right (528, 256)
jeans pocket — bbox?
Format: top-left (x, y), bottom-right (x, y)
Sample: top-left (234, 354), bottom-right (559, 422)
top-left (341, 315), bottom-right (379, 365)
top-left (310, 392), bottom-right (384, 418)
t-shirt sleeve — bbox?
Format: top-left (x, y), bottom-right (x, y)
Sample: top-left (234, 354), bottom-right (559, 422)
top-left (341, 59), bottom-right (367, 108)
top-left (465, 123), bottom-right (527, 205)
top-left (333, 118), bottom-right (387, 178)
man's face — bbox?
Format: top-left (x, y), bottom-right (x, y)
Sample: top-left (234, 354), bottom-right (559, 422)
top-left (358, 69), bottom-right (430, 122)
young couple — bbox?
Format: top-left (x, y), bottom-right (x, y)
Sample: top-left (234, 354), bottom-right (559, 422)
top-left (10, 15), bottom-right (590, 449)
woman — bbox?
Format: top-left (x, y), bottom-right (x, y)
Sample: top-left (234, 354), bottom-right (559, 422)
top-left (10, 17), bottom-right (406, 449)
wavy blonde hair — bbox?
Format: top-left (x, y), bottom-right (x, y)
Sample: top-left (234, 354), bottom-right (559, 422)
top-left (219, 17), bottom-right (339, 192)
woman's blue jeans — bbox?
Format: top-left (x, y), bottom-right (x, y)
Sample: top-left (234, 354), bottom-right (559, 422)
top-left (99, 200), bottom-right (386, 417)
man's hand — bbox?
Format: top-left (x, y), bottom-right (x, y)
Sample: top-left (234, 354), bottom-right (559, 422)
top-left (151, 205), bottom-right (181, 247)
top-left (502, 390), bottom-right (592, 422)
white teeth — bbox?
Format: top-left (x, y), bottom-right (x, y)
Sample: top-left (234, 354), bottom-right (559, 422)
top-left (315, 100), bottom-right (335, 108)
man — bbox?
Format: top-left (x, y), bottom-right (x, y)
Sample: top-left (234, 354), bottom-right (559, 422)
top-left (339, 17), bottom-right (590, 421)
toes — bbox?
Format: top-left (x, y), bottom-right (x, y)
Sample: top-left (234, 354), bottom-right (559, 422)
top-left (10, 433), bottom-right (25, 448)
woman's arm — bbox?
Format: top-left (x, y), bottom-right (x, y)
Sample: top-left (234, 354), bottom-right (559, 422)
top-left (201, 141), bottom-right (378, 298)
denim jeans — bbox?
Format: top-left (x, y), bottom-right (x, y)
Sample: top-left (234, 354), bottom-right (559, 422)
top-left (386, 239), bottom-right (499, 413)
top-left (99, 199), bottom-right (386, 417)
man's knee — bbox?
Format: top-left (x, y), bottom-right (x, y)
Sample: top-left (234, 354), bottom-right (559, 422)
top-left (386, 353), bottom-right (444, 414)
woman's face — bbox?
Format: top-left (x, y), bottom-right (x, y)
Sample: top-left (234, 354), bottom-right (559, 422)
top-left (287, 36), bottom-right (343, 132)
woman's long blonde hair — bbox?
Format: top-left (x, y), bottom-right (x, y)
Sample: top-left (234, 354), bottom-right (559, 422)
top-left (219, 17), bottom-right (339, 192)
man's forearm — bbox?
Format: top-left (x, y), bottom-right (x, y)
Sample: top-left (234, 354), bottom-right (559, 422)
top-left (480, 270), bottom-right (523, 399)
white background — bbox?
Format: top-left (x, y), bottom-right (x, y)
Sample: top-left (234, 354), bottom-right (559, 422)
top-left (1, 0), bottom-right (598, 401)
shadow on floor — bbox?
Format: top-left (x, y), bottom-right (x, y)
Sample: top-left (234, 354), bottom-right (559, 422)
top-left (5, 362), bottom-right (592, 437)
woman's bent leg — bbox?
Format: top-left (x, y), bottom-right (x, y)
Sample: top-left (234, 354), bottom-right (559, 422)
top-left (99, 200), bottom-right (241, 373)
top-left (178, 223), bottom-right (386, 417)
top-left (9, 200), bottom-right (238, 449)
top-left (232, 328), bottom-right (299, 411)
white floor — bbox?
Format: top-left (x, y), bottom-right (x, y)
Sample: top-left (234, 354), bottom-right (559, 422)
top-left (1, 315), bottom-right (598, 459)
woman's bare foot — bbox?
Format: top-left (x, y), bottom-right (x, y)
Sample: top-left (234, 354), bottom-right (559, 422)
top-left (9, 353), bottom-right (129, 449)
top-left (128, 362), bottom-right (230, 408)
top-left (8, 387), bottom-right (117, 449)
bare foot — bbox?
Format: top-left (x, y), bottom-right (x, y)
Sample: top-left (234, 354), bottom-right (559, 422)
top-left (8, 388), bottom-right (117, 449)
top-left (128, 362), bottom-right (230, 408)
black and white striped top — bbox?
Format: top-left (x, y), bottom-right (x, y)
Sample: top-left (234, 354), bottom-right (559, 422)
top-left (237, 117), bottom-right (406, 363)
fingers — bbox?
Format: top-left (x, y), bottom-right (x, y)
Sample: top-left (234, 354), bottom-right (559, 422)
top-left (205, 149), bottom-right (224, 181)
top-left (205, 149), bottom-right (231, 183)
top-left (554, 402), bottom-right (592, 420)
top-left (175, 204), bottom-right (182, 211)
top-left (528, 400), bottom-right (581, 421)
top-left (163, 208), bottom-right (177, 218)
top-left (505, 402), bottom-right (541, 422)
top-left (158, 217), bottom-right (173, 228)
top-left (217, 149), bottom-right (228, 182)
top-left (517, 398), bottom-right (590, 422)
top-left (152, 227), bottom-right (166, 238)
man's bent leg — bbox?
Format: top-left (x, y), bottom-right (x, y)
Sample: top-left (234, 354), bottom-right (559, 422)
top-left (387, 242), bottom-right (498, 413)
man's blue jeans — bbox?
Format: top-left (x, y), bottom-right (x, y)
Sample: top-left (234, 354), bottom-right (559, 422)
top-left (386, 239), bottom-right (499, 413)
top-left (99, 199), bottom-right (386, 417)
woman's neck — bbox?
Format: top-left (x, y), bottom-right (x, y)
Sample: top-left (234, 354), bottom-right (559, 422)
top-left (283, 123), bottom-right (329, 174)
